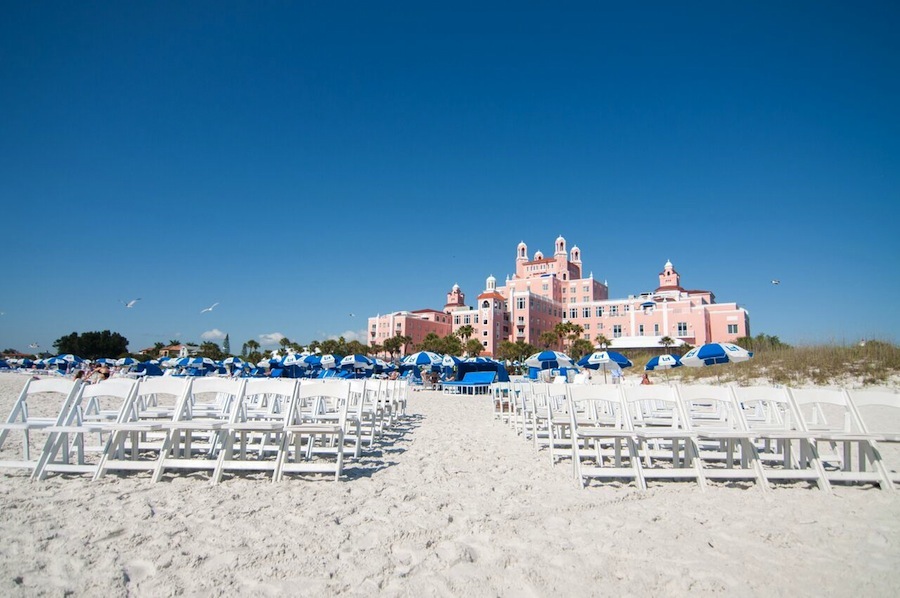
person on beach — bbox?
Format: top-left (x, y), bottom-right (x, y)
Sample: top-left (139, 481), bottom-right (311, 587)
top-left (641, 373), bottom-right (652, 385)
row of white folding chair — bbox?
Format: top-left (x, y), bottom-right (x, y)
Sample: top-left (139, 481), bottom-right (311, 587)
top-left (565, 384), bottom-right (896, 492)
top-left (8, 376), bottom-right (348, 483)
top-left (752, 386), bottom-right (894, 491)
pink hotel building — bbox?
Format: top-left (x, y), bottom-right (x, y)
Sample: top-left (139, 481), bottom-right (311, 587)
top-left (368, 236), bottom-right (750, 357)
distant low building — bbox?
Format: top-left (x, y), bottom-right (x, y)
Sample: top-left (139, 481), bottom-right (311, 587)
top-left (158, 344), bottom-right (200, 358)
top-left (368, 236), bottom-right (750, 357)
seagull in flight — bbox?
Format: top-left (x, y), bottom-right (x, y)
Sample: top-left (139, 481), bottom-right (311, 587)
top-left (121, 298), bottom-right (142, 308)
top-left (771, 279), bottom-right (780, 285)
top-left (29, 343), bottom-right (40, 349)
top-left (200, 302), bottom-right (220, 313)
top-left (349, 313), bottom-right (355, 317)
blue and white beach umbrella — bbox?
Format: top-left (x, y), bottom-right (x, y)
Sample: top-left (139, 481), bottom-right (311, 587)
top-left (299, 354), bottom-right (321, 368)
top-left (401, 351), bottom-right (443, 368)
top-left (95, 357), bottom-right (117, 365)
top-left (577, 350), bottom-right (633, 371)
top-left (340, 354), bottom-right (374, 370)
top-left (577, 350), bottom-right (632, 383)
top-left (175, 356), bottom-right (216, 368)
top-left (115, 357), bottom-right (139, 367)
top-left (525, 351), bottom-right (574, 370)
top-left (49, 354), bottom-right (84, 365)
top-left (222, 356), bottom-right (245, 367)
top-left (442, 354), bottom-right (463, 368)
top-left (644, 354), bottom-right (683, 371)
top-left (319, 354), bottom-right (339, 369)
top-left (463, 356), bottom-right (496, 364)
top-left (680, 343), bottom-right (753, 367)
top-left (280, 353), bottom-right (305, 367)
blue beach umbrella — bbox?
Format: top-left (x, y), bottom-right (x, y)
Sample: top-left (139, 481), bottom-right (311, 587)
top-left (175, 356), bottom-right (216, 368)
top-left (525, 351), bottom-right (574, 370)
top-left (299, 354), bottom-right (321, 368)
top-left (577, 350), bottom-right (632, 383)
top-left (339, 354), bottom-right (374, 370)
top-left (442, 354), bottom-right (463, 367)
top-left (319, 354), bottom-right (339, 369)
top-left (680, 343), bottom-right (753, 367)
top-left (49, 354), bottom-right (83, 365)
top-left (115, 357), bottom-right (139, 367)
top-left (401, 351), bottom-right (443, 368)
top-left (577, 350), bottom-right (633, 370)
top-left (463, 356), bottom-right (497, 364)
top-left (644, 354), bottom-right (683, 371)
top-left (680, 343), bottom-right (753, 382)
top-left (645, 353), bottom-right (682, 382)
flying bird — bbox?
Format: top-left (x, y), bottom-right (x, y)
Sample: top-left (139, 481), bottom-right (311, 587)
top-left (200, 302), bottom-right (220, 313)
top-left (29, 343), bottom-right (40, 349)
top-left (771, 280), bottom-right (780, 285)
top-left (121, 298), bottom-right (142, 308)
top-left (349, 313), bottom-right (355, 317)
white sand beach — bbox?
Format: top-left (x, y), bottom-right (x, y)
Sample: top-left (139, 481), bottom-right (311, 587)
top-left (0, 373), bottom-right (898, 596)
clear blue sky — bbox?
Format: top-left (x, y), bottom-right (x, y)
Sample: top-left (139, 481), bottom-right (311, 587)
top-left (1, 1), bottom-right (898, 354)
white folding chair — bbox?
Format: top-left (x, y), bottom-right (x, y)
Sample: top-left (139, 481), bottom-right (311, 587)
top-left (567, 384), bottom-right (645, 490)
top-left (847, 388), bottom-right (900, 491)
top-left (622, 385), bottom-right (706, 489)
top-left (151, 377), bottom-right (246, 482)
top-left (732, 386), bottom-right (831, 492)
top-left (790, 387), bottom-right (892, 491)
top-left (675, 384), bottom-right (768, 490)
top-left (212, 378), bottom-right (297, 484)
top-left (0, 378), bottom-right (83, 474)
top-left (275, 380), bottom-right (350, 481)
top-left (94, 376), bottom-right (193, 480)
top-left (34, 378), bottom-right (140, 480)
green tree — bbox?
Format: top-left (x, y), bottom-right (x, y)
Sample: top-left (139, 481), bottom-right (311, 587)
top-left (570, 338), bottom-right (594, 361)
top-left (53, 330), bottom-right (129, 360)
top-left (538, 331), bottom-right (558, 349)
top-left (455, 325), bottom-right (474, 343)
top-left (197, 342), bottom-right (225, 361)
top-left (417, 333), bottom-right (444, 354)
top-left (440, 334), bottom-right (463, 357)
top-left (222, 334), bottom-right (231, 356)
top-left (464, 339), bottom-right (484, 357)
top-left (594, 334), bottom-right (611, 349)
top-left (659, 336), bottom-right (675, 352)
top-left (346, 340), bottom-right (368, 355)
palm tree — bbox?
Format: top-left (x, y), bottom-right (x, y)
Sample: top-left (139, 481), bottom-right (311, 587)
top-left (594, 334), bottom-right (611, 350)
top-left (538, 331), bottom-right (558, 349)
top-left (660, 336), bottom-right (675, 352)
top-left (566, 324), bottom-right (584, 350)
top-left (456, 324), bottom-right (474, 344)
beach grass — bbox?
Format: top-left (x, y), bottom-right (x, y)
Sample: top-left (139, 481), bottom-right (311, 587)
top-left (632, 341), bottom-right (900, 386)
